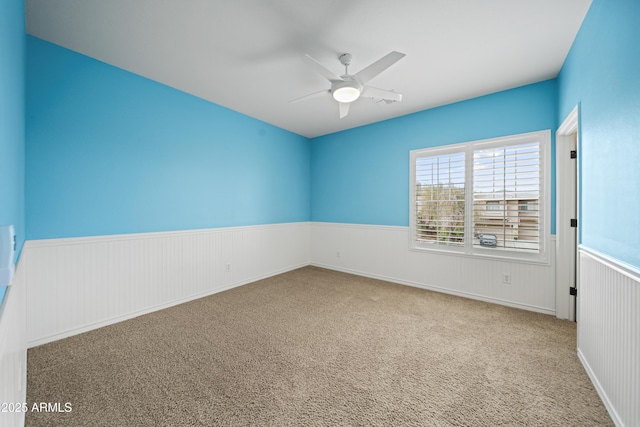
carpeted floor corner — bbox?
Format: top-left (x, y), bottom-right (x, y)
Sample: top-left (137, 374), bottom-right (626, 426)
top-left (26, 266), bottom-right (613, 426)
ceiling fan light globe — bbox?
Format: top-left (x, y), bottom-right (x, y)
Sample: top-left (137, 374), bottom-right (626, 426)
top-left (332, 86), bottom-right (361, 103)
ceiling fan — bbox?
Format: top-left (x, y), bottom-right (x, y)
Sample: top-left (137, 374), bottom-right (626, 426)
top-left (291, 51), bottom-right (406, 118)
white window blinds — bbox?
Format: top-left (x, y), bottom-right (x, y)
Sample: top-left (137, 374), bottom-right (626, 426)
top-left (410, 130), bottom-right (549, 263)
top-left (414, 151), bottom-right (466, 246)
top-left (472, 142), bottom-right (541, 252)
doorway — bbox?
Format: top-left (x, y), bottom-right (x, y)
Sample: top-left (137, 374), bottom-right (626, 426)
top-left (556, 106), bottom-right (579, 321)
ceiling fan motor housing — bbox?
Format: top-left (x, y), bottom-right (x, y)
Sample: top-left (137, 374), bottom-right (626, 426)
top-left (332, 78), bottom-right (362, 103)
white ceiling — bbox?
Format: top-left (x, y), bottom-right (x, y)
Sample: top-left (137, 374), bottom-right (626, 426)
top-left (25, 0), bottom-right (592, 138)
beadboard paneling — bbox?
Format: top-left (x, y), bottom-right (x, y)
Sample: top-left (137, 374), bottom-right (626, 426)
top-left (0, 256), bottom-right (27, 427)
top-left (578, 247), bottom-right (639, 427)
top-left (25, 222), bottom-right (310, 347)
top-left (310, 222), bottom-right (556, 314)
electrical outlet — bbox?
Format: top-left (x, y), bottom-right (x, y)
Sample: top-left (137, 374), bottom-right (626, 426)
top-left (503, 273), bottom-right (511, 284)
top-left (225, 263), bottom-right (231, 272)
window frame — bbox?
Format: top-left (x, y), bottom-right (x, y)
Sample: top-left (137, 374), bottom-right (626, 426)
top-left (409, 130), bottom-right (551, 264)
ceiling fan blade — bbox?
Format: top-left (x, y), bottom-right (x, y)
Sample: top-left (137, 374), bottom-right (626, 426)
top-left (354, 51), bottom-right (406, 85)
top-left (361, 86), bottom-right (403, 102)
top-left (303, 54), bottom-right (343, 83)
top-left (339, 102), bottom-right (350, 119)
top-left (289, 89), bottom-right (330, 104)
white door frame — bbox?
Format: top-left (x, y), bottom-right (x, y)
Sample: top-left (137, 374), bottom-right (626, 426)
top-left (556, 105), bottom-right (579, 320)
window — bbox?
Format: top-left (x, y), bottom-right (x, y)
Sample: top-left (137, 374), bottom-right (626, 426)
top-left (410, 130), bottom-right (550, 263)
top-left (486, 201), bottom-right (501, 211)
top-left (519, 201), bottom-right (536, 211)
top-left (414, 149), bottom-right (465, 246)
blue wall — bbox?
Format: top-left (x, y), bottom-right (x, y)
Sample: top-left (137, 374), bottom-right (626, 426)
top-left (24, 1), bottom-right (640, 272)
top-left (558, 0), bottom-right (640, 269)
top-left (0, 0), bottom-right (25, 258)
top-left (311, 80), bottom-right (558, 231)
top-left (26, 37), bottom-right (310, 239)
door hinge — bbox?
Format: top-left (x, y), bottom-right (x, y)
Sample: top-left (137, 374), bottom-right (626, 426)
top-left (570, 287), bottom-right (577, 296)
top-left (570, 150), bottom-right (577, 159)
top-left (570, 218), bottom-right (578, 227)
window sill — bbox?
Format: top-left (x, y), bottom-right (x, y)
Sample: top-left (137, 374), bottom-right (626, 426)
top-left (409, 243), bottom-right (551, 266)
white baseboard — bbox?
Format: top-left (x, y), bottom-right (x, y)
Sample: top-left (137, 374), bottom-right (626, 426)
top-left (24, 221), bottom-right (559, 345)
top-left (577, 348), bottom-right (623, 427)
top-left (310, 261), bottom-right (555, 315)
top-left (27, 262), bottom-right (308, 348)
top-left (310, 222), bottom-right (556, 315)
top-left (25, 222), bottom-right (310, 347)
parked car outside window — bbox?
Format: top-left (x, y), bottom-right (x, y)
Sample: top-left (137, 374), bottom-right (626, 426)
top-left (478, 233), bottom-right (497, 247)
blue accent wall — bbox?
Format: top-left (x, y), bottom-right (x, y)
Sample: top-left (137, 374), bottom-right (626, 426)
top-left (0, 0), bottom-right (25, 258)
top-left (25, 1), bottom-right (639, 272)
top-left (26, 37), bottom-right (310, 240)
top-left (558, 0), bottom-right (640, 269)
top-left (311, 80), bottom-right (558, 231)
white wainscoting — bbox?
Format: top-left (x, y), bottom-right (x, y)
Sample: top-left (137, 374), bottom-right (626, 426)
top-left (578, 247), bottom-right (639, 427)
top-left (0, 257), bottom-right (27, 427)
top-left (310, 222), bottom-right (556, 314)
top-left (25, 221), bottom-right (559, 345)
top-left (25, 222), bottom-right (310, 348)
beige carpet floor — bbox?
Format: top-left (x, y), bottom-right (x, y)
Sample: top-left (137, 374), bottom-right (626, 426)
top-left (26, 266), bottom-right (612, 426)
